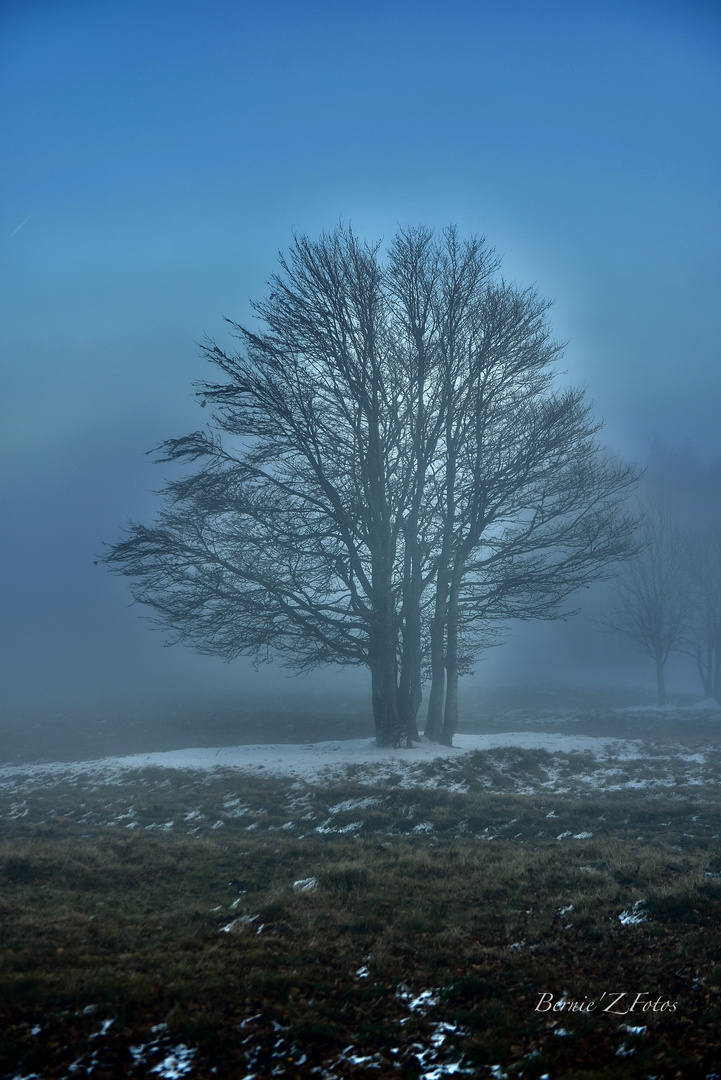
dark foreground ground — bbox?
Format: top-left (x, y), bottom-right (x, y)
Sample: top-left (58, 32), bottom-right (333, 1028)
top-left (1, 691), bottom-right (720, 1078)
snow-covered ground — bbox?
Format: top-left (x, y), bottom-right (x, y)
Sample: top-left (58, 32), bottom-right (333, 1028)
top-left (0, 731), bottom-right (648, 787)
top-left (2, 702), bottom-right (720, 833)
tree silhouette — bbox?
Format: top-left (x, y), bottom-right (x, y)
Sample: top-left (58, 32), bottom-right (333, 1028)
top-left (683, 525), bottom-right (721, 703)
top-left (105, 225), bottom-right (639, 744)
top-left (603, 498), bottom-right (690, 704)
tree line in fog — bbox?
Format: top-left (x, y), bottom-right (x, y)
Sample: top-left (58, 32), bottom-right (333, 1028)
top-left (605, 493), bottom-right (721, 706)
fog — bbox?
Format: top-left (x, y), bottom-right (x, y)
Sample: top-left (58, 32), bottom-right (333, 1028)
top-left (1, 1), bottom-right (720, 760)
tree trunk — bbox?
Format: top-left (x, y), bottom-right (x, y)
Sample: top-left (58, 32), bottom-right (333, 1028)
top-left (368, 537), bottom-right (401, 745)
top-left (398, 604), bottom-right (422, 746)
top-left (424, 618), bottom-right (446, 741)
top-left (655, 656), bottom-right (667, 706)
top-left (440, 663), bottom-right (459, 747)
top-left (712, 637), bottom-right (721, 704)
top-left (370, 616), bottom-right (400, 746)
top-left (397, 533), bottom-right (423, 746)
top-left (425, 570), bottom-right (449, 741)
top-left (425, 455), bottom-right (454, 744)
top-left (366, 404), bottom-right (402, 746)
top-left (439, 579), bottom-right (461, 746)
top-left (371, 663), bottom-right (399, 746)
top-left (697, 640), bottom-right (712, 699)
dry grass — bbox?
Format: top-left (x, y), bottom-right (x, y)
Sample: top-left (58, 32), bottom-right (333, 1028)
top-left (1, 757), bottom-right (721, 1077)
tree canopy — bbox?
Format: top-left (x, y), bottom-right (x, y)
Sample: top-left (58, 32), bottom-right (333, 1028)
top-left (105, 225), bottom-right (640, 745)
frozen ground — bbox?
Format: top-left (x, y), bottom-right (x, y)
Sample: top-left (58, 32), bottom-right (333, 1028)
top-left (2, 702), bottom-right (720, 1078)
top-left (0, 730), bottom-right (651, 787)
top-left (1, 699), bottom-right (719, 841)
top-left (2, 713), bottom-right (720, 808)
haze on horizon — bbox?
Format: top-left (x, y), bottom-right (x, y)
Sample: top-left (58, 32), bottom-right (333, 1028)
top-left (1, 0), bottom-right (720, 722)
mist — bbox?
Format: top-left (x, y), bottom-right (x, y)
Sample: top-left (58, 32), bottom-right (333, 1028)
top-left (2, 1), bottom-right (720, 750)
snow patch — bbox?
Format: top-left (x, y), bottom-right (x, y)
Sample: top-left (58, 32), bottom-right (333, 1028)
top-left (619, 900), bottom-right (648, 925)
top-left (293, 877), bottom-right (319, 891)
top-left (0, 732), bottom-right (650, 788)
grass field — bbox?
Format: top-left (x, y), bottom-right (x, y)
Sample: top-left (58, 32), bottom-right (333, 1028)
top-left (1, 696), bottom-right (720, 1078)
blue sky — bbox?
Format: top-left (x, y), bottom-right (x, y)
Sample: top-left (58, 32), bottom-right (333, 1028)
top-left (2, 0), bottom-right (720, 709)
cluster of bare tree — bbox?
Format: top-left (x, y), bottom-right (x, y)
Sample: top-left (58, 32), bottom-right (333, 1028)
top-left (604, 498), bottom-right (721, 704)
top-left (106, 226), bottom-right (639, 745)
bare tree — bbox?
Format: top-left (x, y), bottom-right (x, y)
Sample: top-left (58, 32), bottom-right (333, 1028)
top-left (682, 525), bottom-right (721, 703)
top-left (603, 498), bottom-right (690, 704)
top-left (105, 224), bottom-right (640, 745)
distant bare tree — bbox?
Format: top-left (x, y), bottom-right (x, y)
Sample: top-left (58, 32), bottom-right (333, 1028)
top-left (604, 499), bottom-right (690, 704)
top-left (682, 526), bottom-right (721, 703)
top-left (105, 225), bottom-right (640, 746)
